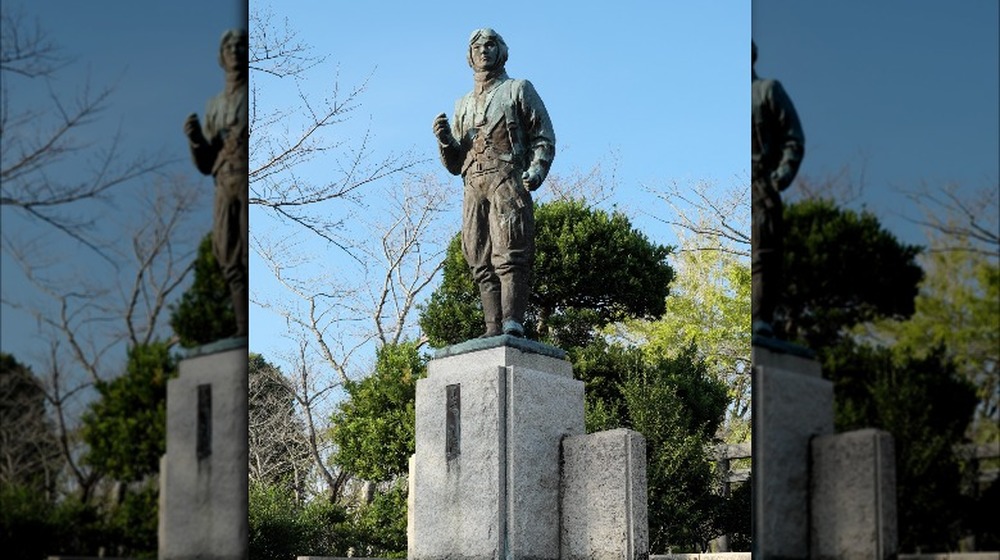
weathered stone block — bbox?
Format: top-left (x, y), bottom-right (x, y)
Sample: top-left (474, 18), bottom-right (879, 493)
top-left (409, 343), bottom-right (583, 560)
top-left (811, 428), bottom-right (897, 560)
top-left (159, 343), bottom-right (248, 560)
top-left (752, 347), bottom-right (833, 560)
top-left (562, 428), bottom-right (649, 560)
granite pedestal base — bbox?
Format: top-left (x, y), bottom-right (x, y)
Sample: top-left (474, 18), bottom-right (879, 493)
top-left (752, 341), bottom-right (833, 560)
top-left (159, 340), bottom-right (248, 560)
top-left (409, 343), bottom-right (584, 560)
top-left (409, 339), bottom-right (649, 560)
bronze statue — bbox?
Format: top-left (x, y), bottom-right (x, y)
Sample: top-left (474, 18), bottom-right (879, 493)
top-left (184, 29), bottom-right (249, 338)
top-left (752, 40), bottom-right (804, 338)
top-left (433, 28), bottom-right (556, 338)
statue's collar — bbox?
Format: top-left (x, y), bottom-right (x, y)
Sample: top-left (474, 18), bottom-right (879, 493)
top-left (474, 68), bottom-right (509, 96)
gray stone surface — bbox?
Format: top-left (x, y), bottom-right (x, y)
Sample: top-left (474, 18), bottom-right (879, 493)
top-left (897, 551), bottom-right (1000, 560)
top-left (428, 341), bottom-right (574, 380)
top-left (752, 349), bottom-right (833, 560)
top-left (751, 334), bottom-right (816, 360)
top-left (811, 428), bottom-right (898, 560)
top-left (159, 344), bottom-right (248, 560)
top-left (752, 341), bottom-right (821, 377)
top-left (434, 333), bottom-right (568, 360)
top-left (409, 346), bottom-right (583, 560)
top-left (562, 428), bottom-right (649, 560)
top-left (650, 555), bottom-right (752, 560)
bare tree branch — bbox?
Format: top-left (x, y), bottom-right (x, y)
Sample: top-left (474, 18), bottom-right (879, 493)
top-left (248, 6), bottom-right (424, 262)
top-left (645, 176), bottom-right (751, 258)
top-left (899, 181), bottom-right (999, 257)
top-left (1, 8), bottom-right (172, 259)
top-left (0, 7), bottom-right (65, 78)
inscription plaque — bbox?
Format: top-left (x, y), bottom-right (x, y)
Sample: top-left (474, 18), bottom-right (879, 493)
top-left (197, 383), bottom-right (212, 460)
top-left (446, 384), bottom-right (461, 460)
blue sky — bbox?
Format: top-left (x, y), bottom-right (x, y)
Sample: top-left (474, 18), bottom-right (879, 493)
top-left (753, 1), bottom-right (999, 243)
top-left (1, 1), bottom-right (242, 372)
top-left (3, 1), bottom-right (996, 385)
top-left (247, 1), bottom-right (752, 372)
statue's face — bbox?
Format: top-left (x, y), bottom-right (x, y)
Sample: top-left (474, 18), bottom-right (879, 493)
top-left (471, 35), bottom-right (500, 71)
top-left (222, 36), bottom-right (247, 73)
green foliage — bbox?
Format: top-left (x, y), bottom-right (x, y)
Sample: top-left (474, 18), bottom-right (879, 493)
top-left (102, 481), bottom-right (159, 558)
top-left (825, 340), bottom-right (979, 551)
top-left (249, 481), bottom-right (348, 559)
top-left (575, 340), bottom-right (730, 551)
top-left (81, 341), bottom-right (176, 482)
top-left (339, 479), bottom-right (409, 558)
top-left (420, 199), bottom-right (673, 347)
top-left (0, 482), bottom-right (62, 560)
top-left (868, 243), bottom-right (999, 443)
top-left (781, 198), bottom-right (996, 551)
top-left (0, 352), bottom-right (60, 491)
top-left (331, 342), bottom-right (425, 482)
top-left (419, 234), bottom-right (484, 345)
top-left (532, 199), bottom-right (673, 344)
top-left (572, 338), bottom-right (643, 432)
top-left (0, 481), bottom-right (158, 559)
top-left (781, 199), bottom-right (924, 347)
top-left (621, 345), bottom-right (729, 552)
top-left (169, 233), bottom-right (235, 347)
top-left (249, 478), bottom-right (409, 560)
top-left (625, 235), bottom-right (752, 441)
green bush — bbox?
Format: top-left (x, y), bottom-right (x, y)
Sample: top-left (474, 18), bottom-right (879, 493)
top-left (250, 480), bottom-right (349, 559)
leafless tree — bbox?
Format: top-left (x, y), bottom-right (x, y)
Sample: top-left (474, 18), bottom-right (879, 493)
top-left (538, 154), bottom-right (621, 208)
top-left (1, 175), bottom-right (205, 501)
top-left (0, 352), bottom-right (61, 494)
top-left (1, 6), bottom-right (169, 259)
top-left (248, 8), bottom-right (466, 503)
top-left (249, 353), bottom-right (313, 501)
top-left (900, 181), bottom-right (999, 257)
top-left (3, 176), bottom-right (204, 380)
top-left (787, 162), bottom-right (870, 207)
top-left (251, 174), bottom-right (450, 498)
top-left (646, 176), bottom-right (751, 257)
top-left (249, 6), bottom-right (421, 259)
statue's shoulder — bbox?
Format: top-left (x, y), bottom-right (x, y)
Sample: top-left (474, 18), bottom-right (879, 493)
top-left (753, 76), bottom-right (779, 91)
top-left (507, 78), bottom-right (532, 93)
top-left (505, 78), bottom-right (544, 104)
top-left (753, 76), bottom-right (789, 106)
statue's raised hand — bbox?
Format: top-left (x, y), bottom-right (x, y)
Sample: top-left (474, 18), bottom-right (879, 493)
top-left (184, 113), bottom-right (203, 142)
top-left (433, 113), bottom-right (455, 146)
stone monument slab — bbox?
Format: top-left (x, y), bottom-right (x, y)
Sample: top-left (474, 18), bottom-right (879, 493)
top-left (811, 428), bottom-right (898, 560)
top-left (752, 347), bottom-right (833, 560)
top-left (561, 428), bottom-right (649, 560)
top-left (409, 343), bottom-right (583, 560)
top-left (159, 343), bottom-right (248, 560)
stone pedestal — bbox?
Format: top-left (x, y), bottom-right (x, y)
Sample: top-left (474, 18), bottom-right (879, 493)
top-left (562, 428), bottom-right (649, 560)
top-left (159, 340), bottom-right (248, 560)
top-left (752, 340), bottom-right (833, 560)
top-left (811, 429), bottom-right (898, 560)
top-left (409, 340), bottom-right (584, 560)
